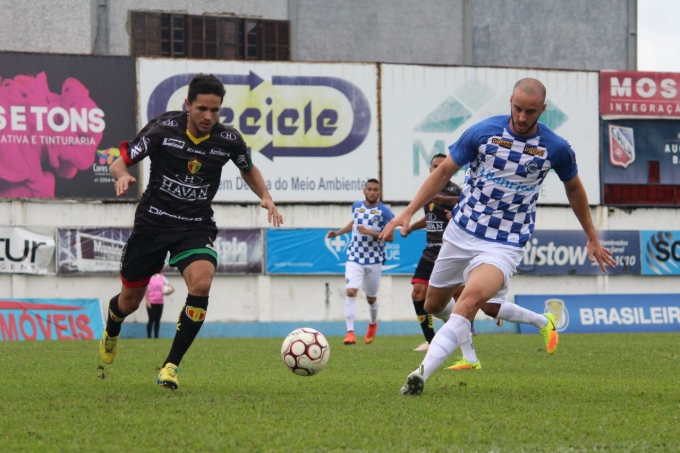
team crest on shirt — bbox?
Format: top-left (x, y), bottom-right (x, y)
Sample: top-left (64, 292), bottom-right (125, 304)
top-left (428, 202), bottom-right (435, 212)
top-left (188, 158), bottom-right (202, 173)
top-left (186, 306), bottom-right (206, 322)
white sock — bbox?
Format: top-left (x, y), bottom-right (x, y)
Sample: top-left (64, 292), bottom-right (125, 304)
top-left (368, 301), bottom-right (379, 324)
top-left (497, 303), bottom-right (548, 328)
top-left (459, 330), bottom-right (479, 364)
top-left (345, 296), bottom-right (356, 331)
top-left (419, 314), bottom-right (470, 380)
top-left (432, 298), bottom-right (455, 322)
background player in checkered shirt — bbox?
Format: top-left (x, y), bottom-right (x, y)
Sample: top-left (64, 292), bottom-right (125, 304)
top-left (382, 78), bottom-right (616, 395)
top-left (327, 179), bottom-right (394, 346)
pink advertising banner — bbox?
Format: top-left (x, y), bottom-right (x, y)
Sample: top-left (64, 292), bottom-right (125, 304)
top-left (600, 71), bottom-right (680, 119)
top-left (0, 52), bottom-right (138, 199)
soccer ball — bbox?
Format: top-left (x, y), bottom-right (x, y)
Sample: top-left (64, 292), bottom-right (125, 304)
top-left (281, 327), bottom-right (330, 376)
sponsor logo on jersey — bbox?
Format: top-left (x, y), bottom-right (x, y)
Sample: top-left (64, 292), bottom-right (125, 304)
top-left (148, 206), bottom-right (203, 221)
top-left (236, 154), bottom-right (249, 168)
top-left (185, 306), bottom-right (206, 322)
top-left (160, 175), bottom-right (209, 201)
top-left (210, 148), bottom-right (229, 157)
top-left (162, 119), bottom-right (179, 127)
top-left (523, 146), bottom-right (545, 157)
top-left (356, 208), bottom-right (365, 213)
top-left (163, 138), bottom-right (185, 149)
top-left (186, 147), bottom-right (205, 155)
top-left (370, 210), bottom-right (380, 214)
top-left (428, 202), bottom-right (434, 212)
top-left (491, 137), bottom-right (513, 149)
top-left (188, 158), bottom-right (202, 173)
top-left (221, 131), bottom-right (237, 140)
top-left (205, 243), bottom-right (217, 252)
top-left (177, 174), bottom-right (203, 184)
top-left (129, 136), bottom-right (150, 159)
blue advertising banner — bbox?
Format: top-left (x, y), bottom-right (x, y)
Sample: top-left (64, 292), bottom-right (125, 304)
top-left (517, 230), bottom-right (640, 275)
top-left (515, 294), bottom-right (680, 334)
top-left (266, 228), bottom-right (426, 274)
top-left (0, 298), bottom-right (103, 341)
top-left (640, 230), bottom-right (680, 275)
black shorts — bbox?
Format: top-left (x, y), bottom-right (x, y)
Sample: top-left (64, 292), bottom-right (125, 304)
top-left (411, 256), bottom-right (435, 285)
top-left (120, 228), bottom-right (218, 288)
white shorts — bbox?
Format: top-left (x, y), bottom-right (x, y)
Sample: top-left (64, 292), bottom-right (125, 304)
top-left (429, 224), bottom-right (524, 301)
top-left (345, 261), bottom-right (382, 297)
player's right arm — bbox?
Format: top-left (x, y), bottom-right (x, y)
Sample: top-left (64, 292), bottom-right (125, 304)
top-left (111, 157), bottom-right (137, 197)
top-left (380, 155), bottom-right (461, 240)
top-left (110, 116), bottom-right (165, 197)
top-left (405, 216), bottom-right (426, 235)
top-left (327, 220), bottom-right (353, 238)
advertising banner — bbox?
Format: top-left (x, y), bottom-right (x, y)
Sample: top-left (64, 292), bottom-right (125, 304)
top-left (518, 230), bottom-right (640, 275)
top-left (640, 230), bottom-right (680, 275)
top-left (380, 66), bottom-right (600, 203)
top-left (0, 226), bottom-right (54, 275)
top-left (515, 294), bottom-right (680, 334)
top-left (266, 228), bottom-right (426, 275)
top-left (138, 59), bottom-right (378, 202)
top-left (601, 119), bottom-right (680, 184)
top-left (0, 298), bottom-right (103, 341)
top-left (600, 71), bottom-right (680, 119)
top-left (56, 227), bottom-right (263, 274)
top-left (0, 52), bottom-right (138, 199)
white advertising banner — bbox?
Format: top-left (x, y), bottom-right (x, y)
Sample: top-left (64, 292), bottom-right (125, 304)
top-left (138, 59), bottom-right (378, 202)
top-left (381, 66), bottom-right (600, 204)
top-left (0, 227), bottom-right (55, 274)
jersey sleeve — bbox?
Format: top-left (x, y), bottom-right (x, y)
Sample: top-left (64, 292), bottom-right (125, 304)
top-left (120, 118), bottom-right (163, 166)
top-left (448, 122), bottom-right (485, 166)
top-left (233, 140), bottom-right (254, 171)
top-left (381, 205), bottom-right (395, 226)
top-left (550, 140), bottom-right (578, 182)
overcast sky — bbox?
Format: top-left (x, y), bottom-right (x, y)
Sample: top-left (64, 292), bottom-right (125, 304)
top-left (637, 0), bottom-right (680, 71)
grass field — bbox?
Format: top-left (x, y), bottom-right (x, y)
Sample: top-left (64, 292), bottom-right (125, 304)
top-left (2, 332), bottom-right (679, 452)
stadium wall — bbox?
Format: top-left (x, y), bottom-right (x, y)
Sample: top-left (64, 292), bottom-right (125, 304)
top-left (1, 200), bottom-right (680, 338)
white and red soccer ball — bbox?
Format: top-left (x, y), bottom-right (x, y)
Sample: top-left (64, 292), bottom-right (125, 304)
top-left (281, 327), bottom-right (330, 376)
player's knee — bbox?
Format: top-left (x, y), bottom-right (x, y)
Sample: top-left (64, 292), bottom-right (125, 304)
top-left (187, 277), bottom-right (212, 296)
top-left (346, 288), bottom-right (358, 297)
top-left (481, 303), bottom-right (500, 318)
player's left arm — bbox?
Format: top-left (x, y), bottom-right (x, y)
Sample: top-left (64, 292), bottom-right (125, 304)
top-left (239, 165), bottom-right (283, 227)
top-left (563, 175), bottom-right (615, 273)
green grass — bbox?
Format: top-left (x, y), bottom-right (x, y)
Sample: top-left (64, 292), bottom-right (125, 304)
top-left (2, 333), bottom-right (680, 452)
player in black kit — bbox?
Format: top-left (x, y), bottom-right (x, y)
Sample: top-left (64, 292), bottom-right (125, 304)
top-left (99, 74), bottom-right (283, 390)
top-left (404, 154), bottom-right (462, 351)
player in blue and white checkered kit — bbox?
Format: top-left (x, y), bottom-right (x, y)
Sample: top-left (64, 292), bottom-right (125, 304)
top-left (328, 179), bottom-right (394, 346)
top-left (381, 78), bottom-right (616, 395)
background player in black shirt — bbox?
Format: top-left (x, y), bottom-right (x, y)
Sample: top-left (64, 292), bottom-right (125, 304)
top-left (404, 154), bottom-right (462, 351)
top-left (99, 74), bottom-right (283, 390)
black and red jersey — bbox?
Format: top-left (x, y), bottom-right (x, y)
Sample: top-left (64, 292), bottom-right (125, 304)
top-left (421, 180), bottom-right (462, 261)
top-left (120, 111), bottom-right (252, 231)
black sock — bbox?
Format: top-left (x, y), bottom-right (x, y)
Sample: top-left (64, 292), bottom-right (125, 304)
top-left (105, 294), bottom-right (125, 337)
top-left (164, 294), bottom-right (208, 367)
top-left (413, 299), bottom-right (435, 343)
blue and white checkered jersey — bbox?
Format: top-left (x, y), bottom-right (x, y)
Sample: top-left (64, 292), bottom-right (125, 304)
top-left (449, 115), bottom-right (578, 247)
top-left (347, 201), bottom-right (395, 265)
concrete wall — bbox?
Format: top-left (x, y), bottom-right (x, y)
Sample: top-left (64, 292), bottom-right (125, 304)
top-left (2, 199), bottom-right (679, 331)
top-left (0, 0), bottom-right (633, 71)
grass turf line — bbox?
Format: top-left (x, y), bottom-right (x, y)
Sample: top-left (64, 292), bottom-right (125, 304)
top-left (1, 333), bottom-right (679, 452)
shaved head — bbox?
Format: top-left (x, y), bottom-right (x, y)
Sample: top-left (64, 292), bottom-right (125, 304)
top-left (513, 78), bottom-right (546, 103)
